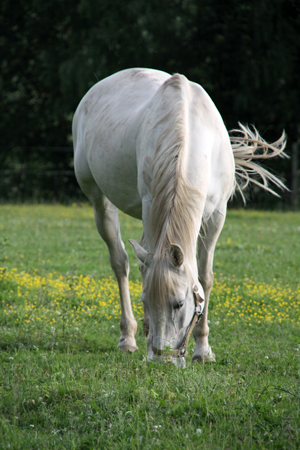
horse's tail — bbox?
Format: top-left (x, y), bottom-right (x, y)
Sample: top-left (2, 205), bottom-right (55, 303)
top-left (230, 123), bottom-right (288, 201)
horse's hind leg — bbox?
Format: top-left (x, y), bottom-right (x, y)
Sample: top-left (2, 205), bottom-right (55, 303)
top-left (76, 169), bottom-right (138, 352)
top-left (193, 206), bottom-right (226, 362)
top-left (92, 193), bottom-right (138, 352)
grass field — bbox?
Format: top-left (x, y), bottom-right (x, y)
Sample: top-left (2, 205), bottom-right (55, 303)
top-left (0, 205), bottom-right (299, 449)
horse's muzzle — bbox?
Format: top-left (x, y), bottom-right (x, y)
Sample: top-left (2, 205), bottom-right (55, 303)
top-left (148, 346), bottom-right (186, 368)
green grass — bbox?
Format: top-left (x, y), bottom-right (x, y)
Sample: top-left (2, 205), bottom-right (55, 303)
top-left (0, 205), bottom-right (299, 449)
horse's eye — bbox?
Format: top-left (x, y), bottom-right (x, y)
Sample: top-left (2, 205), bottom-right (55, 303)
top-left (174, 300), bottom-right (184, 310)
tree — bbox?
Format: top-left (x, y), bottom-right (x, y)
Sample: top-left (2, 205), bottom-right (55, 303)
top-left (0, 0), bottom-right (299, 204)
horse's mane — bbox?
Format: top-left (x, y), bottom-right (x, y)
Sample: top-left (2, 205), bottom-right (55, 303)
top-left (149, 74), bottom-right (203, 259)
top-left (146, 75), bottom-right (204, 303)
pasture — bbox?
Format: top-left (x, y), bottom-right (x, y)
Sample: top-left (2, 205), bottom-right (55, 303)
top-left (0, 204), bottom-right (299, 449)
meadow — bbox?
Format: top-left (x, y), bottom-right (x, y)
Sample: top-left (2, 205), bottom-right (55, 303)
top-left (0, 204), bottom-right (299, 449)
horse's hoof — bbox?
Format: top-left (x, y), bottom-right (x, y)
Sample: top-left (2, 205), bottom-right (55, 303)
top-left (192, 347), bottom-right (216, 363)
top-left (117, 337), bottom-right (138, 353)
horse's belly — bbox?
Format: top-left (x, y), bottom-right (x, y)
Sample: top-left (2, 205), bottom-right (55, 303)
top-left (103, 184), bottom-right (143, 220)
top-left (88, 147), bottom-right (143, 220)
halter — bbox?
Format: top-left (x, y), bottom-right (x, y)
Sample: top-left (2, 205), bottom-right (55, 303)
top-left (152, 283), bottom-right (205, 359)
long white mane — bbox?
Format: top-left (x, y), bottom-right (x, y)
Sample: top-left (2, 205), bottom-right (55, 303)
top-left (149, 75), bottom-right (203, 260)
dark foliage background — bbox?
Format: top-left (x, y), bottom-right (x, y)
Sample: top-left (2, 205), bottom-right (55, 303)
top-left (0, 0), bottom-right (299, 206)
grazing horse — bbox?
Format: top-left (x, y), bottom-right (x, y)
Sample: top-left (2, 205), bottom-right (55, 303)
top-left (72, 68), bottom-right (286, 366)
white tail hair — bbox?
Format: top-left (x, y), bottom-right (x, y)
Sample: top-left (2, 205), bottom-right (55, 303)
top-left (230, 123), bottom-right (288, 201)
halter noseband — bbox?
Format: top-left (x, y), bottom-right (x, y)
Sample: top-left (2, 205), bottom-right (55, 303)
top-left (152, 283), bottom-right (205, 358)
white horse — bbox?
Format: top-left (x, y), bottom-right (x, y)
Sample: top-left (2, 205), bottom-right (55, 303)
top-left (72, 68), bottom-right (286, 366)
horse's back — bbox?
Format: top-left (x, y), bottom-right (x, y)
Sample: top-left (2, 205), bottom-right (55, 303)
top-left (73, 68), bottom-right (170, 145)
top-left (73, 69), bottom-right (171, 217)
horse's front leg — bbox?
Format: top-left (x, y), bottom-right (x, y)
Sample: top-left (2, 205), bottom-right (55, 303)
top-left (92, 194), bottom-right (138, 352)
top-left (138, 232), bottom-right (150, 337)
top-left (193, 208), bottom-right (226, 362)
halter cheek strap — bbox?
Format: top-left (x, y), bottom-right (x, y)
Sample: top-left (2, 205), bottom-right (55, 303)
top-left (152, 283), bottom-right (205, 358)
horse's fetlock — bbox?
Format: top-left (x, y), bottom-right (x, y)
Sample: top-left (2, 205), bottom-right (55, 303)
top-left (193, 326), bottom-right (209, 339)
top-left (120, 317), bottom-right (137, 335)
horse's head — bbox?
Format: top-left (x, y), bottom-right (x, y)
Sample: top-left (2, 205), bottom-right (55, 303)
top-left (130, 240), bottom-right (204, 367)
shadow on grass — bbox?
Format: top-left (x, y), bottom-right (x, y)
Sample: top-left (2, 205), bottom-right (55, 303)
top-left (0, 332), bottom-right (116, 354)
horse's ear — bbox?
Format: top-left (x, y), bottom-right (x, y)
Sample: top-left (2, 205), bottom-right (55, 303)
top-left (169, 243), bottom-right (184, 268)
top-left (129, 239), bottom-right (152, 267)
